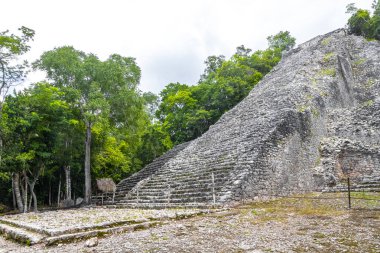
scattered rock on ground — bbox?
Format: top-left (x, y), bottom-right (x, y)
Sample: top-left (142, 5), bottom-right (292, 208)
top-left (85, 237), bottom-right (98, 247)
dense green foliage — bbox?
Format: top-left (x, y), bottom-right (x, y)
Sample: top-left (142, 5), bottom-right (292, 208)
top-left (0, 31), bottom-right (172, 209)
top-left (157, 31), bottom-right (295, 144)
top-left (346, 1), bottom-right (380, 40)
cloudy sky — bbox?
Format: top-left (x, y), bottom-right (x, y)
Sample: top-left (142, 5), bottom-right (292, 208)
top-left (1, 0), bottom-right (374, 94)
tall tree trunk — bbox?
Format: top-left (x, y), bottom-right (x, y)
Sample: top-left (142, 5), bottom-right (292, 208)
top-left (49, 179), bottom-right (51, 206)
top-left (57, 173), bottom-right (61, 207)
top-left (12, 176), bottom-right (16, 210)
top-left (0, 138), bottom-right (2, 165)
top-left (22, 170), bottom-right (28, 213)
top-left (28, 189), bottom-right (33, 211)
top-left (20, 174), bottom-right (25, 206)
top-left (28, 180), bottom-right (38, 212)
top-left (64, 165), bottom-right (71, 200)
top-left (84, 122), bottom-right (92, 204)
top-left (12, 173), bottom-right (23, 213)
top-left (27, 167), bottom-right (40, 212)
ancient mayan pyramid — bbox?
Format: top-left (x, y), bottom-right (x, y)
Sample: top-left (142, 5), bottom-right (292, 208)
top-left (110, 29), bottom-right (380, 208)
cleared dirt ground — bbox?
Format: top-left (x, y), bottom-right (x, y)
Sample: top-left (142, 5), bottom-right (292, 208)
top-left (0, 192), bottom-right (379, 253)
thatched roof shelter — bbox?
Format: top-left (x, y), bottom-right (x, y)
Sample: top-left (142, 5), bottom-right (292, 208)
top-left (96, 178), bottom-right (116, 193)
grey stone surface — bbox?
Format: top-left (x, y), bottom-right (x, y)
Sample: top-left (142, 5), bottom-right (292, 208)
top-left (116, 29), bottom-right (380, 206)
top-left (75, 197), bottom-right (83, 205)
top-left (85, 237), bottom-right (98, 247)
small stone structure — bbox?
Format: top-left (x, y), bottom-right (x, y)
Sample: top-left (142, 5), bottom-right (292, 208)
top-left (107, 29), bottom-right (380, 208)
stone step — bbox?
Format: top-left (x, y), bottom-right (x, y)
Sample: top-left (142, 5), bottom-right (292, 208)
top-left (0, 218), bottom-right (161, 246)
top-left (120, 195), bottom-right (214, 204)
top-left (134, 183), bottom-right (225, 193)
top-left (156, 168), bottom-right (233, 178)
top-left (323, 186), bottom-right (380, 193)
top-left (142, 177), bottom-right (227, 186)
top-left (147, 173), bottom-right (230, 184)
top-left (114, 142), bottom-right (191, 196)
top-left (0, 222), bottom-right (45, 245)
top-left (44, 221), bottom-right (160, 246)
top-left (116, 202), bottom-right (219, 209)
top-left (124, 191), bottom-right (215, 200)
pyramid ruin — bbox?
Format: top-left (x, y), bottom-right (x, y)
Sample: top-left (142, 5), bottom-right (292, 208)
top-left (108, 29), bottom-right (380, 208)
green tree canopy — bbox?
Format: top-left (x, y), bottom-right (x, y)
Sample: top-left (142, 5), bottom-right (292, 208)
top-left (34, 46), bottom-right (144, 204)
top-left (346, 1), bottom-right (380, 40)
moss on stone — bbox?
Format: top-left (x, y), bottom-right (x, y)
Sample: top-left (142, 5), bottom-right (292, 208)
top-left (361, 100), bottom-right (374, 107)
top-left (323, 52), bottom-right (335, 63)
top-left (364, 78), bottom-right (375, 89)
top-left (353, 58), bottom-right (367, 66)
top-left (321, 37), bottom-right (332, 46)
top-left (318, 68), bottom-right (336, 77)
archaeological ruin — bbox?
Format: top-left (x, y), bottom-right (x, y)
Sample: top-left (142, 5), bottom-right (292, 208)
top-left (99, 29), bottom-right (380, 208)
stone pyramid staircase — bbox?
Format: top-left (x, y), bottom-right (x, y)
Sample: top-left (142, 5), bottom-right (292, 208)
top-left (116, 160), bottom-right (234, 208)
top-left (115, 142), bottom-right (190, 201)
top-left (92, 142), bottom-right (191, 205)
top-left (100, 30), bottom-right (380, 208)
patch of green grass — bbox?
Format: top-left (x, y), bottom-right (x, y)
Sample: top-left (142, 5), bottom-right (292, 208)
top-left (306, 94), bottom-right (313, 101)
top-left (318, 68), bottom-right (336, 77)
top-left (364, 79), bottom-right (375, 89)
top-left (312, 232), bottom-right (326, 239)
top-left (321, 37), bottom-right (332, 46)
top-left (150, 233), bottom-right (159, 241)
top-left (314, 156), bottom-right (321, 166)
top-left (354, 58), bottom-right (367, 66)
top-left (351, 192), bottom-right (380, 200)
top-left (94, 217), bottom-right (107, 224)
top-left (246, 193), bottom-right (345, 218)
top-left (310, 77), bottom-right (317, 87)
top-left (323, 52), bottom-right (335, 63)
top-left (79, 217), bottom-right (90, 223)
top-left (292, 246), bottom-right (309, 253)
top-left (311, 108), bottom-right (320, 117)
top-left (366, 37), bottom-right (377, 42)
top-left (297, 104), bottom-right (309, 113)
top-left (27, 215), bottom-right (39, 221)
top-left (337, 238), bottom-right (358, 247)
top-left (361, 99), bottom-right (374, 107)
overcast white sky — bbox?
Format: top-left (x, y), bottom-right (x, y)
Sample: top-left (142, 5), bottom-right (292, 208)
top-left (1, 0), bottom-right (374, 94)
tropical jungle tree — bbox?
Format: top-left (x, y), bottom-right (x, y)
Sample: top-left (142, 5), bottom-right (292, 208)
top-left (34, 47), bottom-right (144, 204)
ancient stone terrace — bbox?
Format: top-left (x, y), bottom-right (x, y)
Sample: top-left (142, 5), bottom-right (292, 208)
top-left (0, 207), bottom-right (210, 245)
